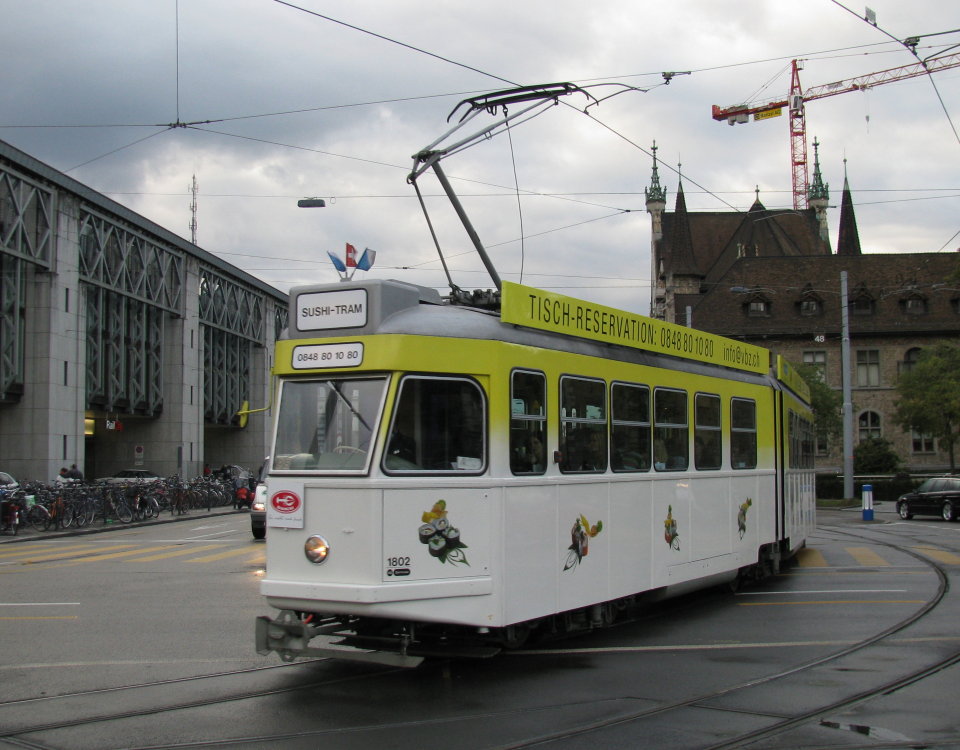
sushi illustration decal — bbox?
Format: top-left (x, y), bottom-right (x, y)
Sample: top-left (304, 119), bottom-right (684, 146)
top-left (563, 514), bottom-right (603, 571)
top-left (737, 498), bottom-right (753, 539)
top-left (418, 500), bottom-right (469, 566)
top-left (663, 505), bottom-right (680, 550)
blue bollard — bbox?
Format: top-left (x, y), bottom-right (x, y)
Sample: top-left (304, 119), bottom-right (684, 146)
top-left (862, 483), bottom-right (874, 521)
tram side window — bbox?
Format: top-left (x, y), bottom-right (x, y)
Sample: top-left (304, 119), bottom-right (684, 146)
top-left (560, 376), bottom-right (607, 473)
top-left (510, 370), bottom-right (546, 475)
top-left (694, 393), bottom-right (722, 470)
top-left (654, 388), bottom-right (688, 471)
top-left (611, 382), bottom-right (651, 472)
top-left (383, 376), bottom-right (486, 473)
top-left (788, 410), bottom-right (815, 470)
top-left (730, 398), bottom-right (757, 469)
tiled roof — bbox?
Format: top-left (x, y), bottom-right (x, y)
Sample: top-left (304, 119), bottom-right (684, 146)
top-left (681, 253), bottom-right (960, 339)
top-left (659, 204), bottom-right (829, 285)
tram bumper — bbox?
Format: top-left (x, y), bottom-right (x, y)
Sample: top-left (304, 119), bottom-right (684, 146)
top-left (256, 609), bottom-right (425, 668)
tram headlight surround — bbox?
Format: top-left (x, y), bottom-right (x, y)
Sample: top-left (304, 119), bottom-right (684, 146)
top-left (304, 535), bottom-right (330, 564)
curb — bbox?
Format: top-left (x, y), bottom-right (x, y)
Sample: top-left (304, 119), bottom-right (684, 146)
top-left (0, 506), bottom-right (246, 544)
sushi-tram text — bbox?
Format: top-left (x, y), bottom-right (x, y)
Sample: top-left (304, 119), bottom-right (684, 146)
top-left (256, 279), bottom-right (815, 667)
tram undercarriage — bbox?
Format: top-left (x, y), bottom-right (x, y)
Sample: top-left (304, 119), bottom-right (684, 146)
top-left (256, 542), bottom-right (792, 668)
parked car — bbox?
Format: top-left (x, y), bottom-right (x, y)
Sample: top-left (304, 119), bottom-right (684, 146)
top-left (251, 483), bottom-right (266, 539)
top-left (96, 469), bottom-right (161, 484)
top-left (896, 476), bottom-right (960, 521)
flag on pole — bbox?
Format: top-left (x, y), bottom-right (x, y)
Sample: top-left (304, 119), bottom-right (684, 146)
top-left (345, 243), bottom-right (358, 267)
top-left (326, 250), bottom-right (346, 272)
top-left (356, 248), bottom-right (377, 271)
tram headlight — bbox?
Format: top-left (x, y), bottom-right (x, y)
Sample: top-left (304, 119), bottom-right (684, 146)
top-left (304, 535), bottom-right (330, 564)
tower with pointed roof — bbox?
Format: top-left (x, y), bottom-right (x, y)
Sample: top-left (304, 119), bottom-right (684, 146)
top-left (645, 142), bottom-right (667, 318)
top-left (836, 160), bottom-right (862, 256)
top-left (807, 138), bottom-right (831, 248)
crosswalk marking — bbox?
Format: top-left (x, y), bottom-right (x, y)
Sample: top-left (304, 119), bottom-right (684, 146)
top-left (912, 546), bottom-right (960, 566)
top-left (0, 543), bottom-right (107, 560)
top-left (2, 545), bottom-right (141, 564)
top-left (42, 545), bottom-right (182, 567)
top-left (796, 548), bottom-right (828, 567)
top-left (846, 546), bottom-right (890, 567)
top-left (186, 547), bottom-right (260, 563)
top-left (125, 544), bottom-right (224, 562)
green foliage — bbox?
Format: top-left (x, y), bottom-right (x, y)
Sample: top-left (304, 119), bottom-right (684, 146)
top-left (893, 343), bottom-right (960, 471)
top-left (853, 436), bottom-right (901, 474)
top-left (795, 362), bottom-right (842, 442)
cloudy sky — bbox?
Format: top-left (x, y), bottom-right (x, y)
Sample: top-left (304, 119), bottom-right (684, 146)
top-left (3, 0), bottom-right (959, 314)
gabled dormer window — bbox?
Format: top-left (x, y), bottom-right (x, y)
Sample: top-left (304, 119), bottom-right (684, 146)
top-left (745, 296), bottom-right (771, 317)
top-left (800, 299), bottom-right (819, 316)
top-left (900, 295), bottom-right (928, 315)
top-left (850, 283), bottom-right (875, 316)
top-left (850, 294), bottom-right (874, 316)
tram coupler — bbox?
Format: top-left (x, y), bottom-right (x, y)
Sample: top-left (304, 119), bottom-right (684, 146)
top-left (256, 611), bottom-right (425, 668)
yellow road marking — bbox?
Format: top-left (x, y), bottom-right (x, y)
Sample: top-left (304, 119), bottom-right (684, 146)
top-left (846, 546), bottom-right (890, 567)
top-left (8, 545), bottom-right (141, 564)
top-left (0, 543), bottom-right (103, 559)
top-left (37, 545), bottom-right (181, 568)
top-left (126, 544), bottom-right (223, 562)
top-left (187, 547), bottom-right (259, 563)
top-left (913, 546), bottom-right (960, 565)
top-left (795, 548), bottom-right (828, 567)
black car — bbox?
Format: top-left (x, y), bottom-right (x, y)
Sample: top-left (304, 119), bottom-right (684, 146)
top-left (896, 476), bottom-right (960, 521)
top-left (250, 483), bottom-right (266, 539)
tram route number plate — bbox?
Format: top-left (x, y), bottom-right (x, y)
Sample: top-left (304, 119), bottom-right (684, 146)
top-left (292, 342), bottom-right (364, 369)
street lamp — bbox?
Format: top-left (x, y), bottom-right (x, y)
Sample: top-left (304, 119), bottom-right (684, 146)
top-left (297, 198), bottom-right (326, 208)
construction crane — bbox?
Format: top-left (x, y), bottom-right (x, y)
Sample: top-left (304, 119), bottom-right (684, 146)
top-left (712, 53), bottom-right (960, 210)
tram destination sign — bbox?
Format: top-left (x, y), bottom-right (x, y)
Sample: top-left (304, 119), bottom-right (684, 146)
top-left (500, 281), bottom-right (770, 375)
top-left (296, 288), bottom-right (368, 331)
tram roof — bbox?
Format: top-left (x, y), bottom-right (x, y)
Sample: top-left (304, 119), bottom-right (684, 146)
top-left (288, 279), bottom-right (776, 384)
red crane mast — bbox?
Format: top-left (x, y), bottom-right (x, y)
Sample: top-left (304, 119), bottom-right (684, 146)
top-left (712, 53), bottom-right (960, 210)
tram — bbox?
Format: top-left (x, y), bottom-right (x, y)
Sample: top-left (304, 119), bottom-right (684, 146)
top-left (255, 278), bottom-right (816, 666)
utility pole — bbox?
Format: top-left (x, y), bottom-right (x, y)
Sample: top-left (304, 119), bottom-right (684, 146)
top-left (189, 174), bottom-right (199, 245)
top-left (841, 271), bottom-right (854, 499)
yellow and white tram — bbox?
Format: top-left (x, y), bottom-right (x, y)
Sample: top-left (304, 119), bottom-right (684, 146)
top-left (256, 278), bottom-right (815, 666)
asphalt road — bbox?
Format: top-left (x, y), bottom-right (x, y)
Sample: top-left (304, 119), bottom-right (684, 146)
top-left (1, 505), bottom-right (958, 749)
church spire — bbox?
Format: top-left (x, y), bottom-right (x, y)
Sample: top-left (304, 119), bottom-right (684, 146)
top-left (644, 140), bottom-right (667, 205)
top-left (808, 138), bottom-right (831, 249)
top-left (836, 159), bottom-right (862, 256)
top-left (669, 178), bottom-right (699, 276)
top-left (808, 138), bottom-right (829, 204)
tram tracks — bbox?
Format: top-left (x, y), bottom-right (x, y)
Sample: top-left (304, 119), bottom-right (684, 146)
top-left (499, 523), bottom-right (959, 750)
top-left (2, 524), bottom-right (958, 749)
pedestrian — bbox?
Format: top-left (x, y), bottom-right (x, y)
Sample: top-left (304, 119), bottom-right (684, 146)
top-left (67, 463), bottom-right (84, 481)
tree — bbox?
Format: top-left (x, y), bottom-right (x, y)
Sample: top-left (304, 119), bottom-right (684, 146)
top-left (893, 343), bottom-right (960, 472)
top-left (795, 362), bottom-right (842, 449)
top-left (854, 436), bottom-right (901, 474)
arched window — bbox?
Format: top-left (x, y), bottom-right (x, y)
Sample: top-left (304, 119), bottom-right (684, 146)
top-left (858, 411), bottom-right (881, 443)
top-left (901, 347), bottom-right (922, 375)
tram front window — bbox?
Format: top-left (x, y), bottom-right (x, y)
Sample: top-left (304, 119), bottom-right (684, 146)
top-left (273, 377), bottom-right (386, 472)
top-left (384, 376), bottom-right (486, 473)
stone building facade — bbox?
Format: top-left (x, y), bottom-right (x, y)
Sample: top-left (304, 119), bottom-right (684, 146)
top-left (645, 145), bottom-right (960, 473)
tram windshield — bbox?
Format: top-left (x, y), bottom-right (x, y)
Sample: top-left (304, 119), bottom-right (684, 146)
top-left (272, 377), bottom-right (387, 472)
